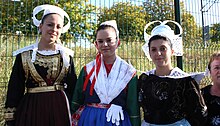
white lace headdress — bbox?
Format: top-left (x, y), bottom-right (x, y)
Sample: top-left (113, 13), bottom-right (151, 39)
top-left (13, 4), bottom-right (73, 67)
top-left (142, 20), bottom-right (183, 60)
top-left (32, 4), bottom-right (70, 33)
top-left (100, 20), bottom-right (119, 39)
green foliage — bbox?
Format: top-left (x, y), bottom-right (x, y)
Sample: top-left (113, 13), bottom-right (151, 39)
top-left (96, 0), bottom-right (202, 45)
top-left (56, 0), bottom-right (97, 41)
top-left (181, 13), bottom-right (202, 44)
top-left (0, 0), bottom-right (54, 34)
top-left (144, 0), bottom-right (202, 45)
top-left (97, 2), bottom-right (148, 41)
top-left (143, 0), bottom-right (174, 21)
top-left (210, 23), bottom-right (220, 44)
top-left (0, 0), bottom-right (97, 41)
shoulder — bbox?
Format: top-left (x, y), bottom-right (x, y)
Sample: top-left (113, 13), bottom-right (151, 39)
top-left (85, 60), bottom-right (95, 69)
top-left (63, 47), bottom-right (74, 57)
top-left (139, 72), bottom-right (159, 83)
top-left (13, 43), bottom-right (36, 56)
top-left (201, 85), bottom-right (212, 95)
top-left (54, 43), bottom-right (73, 56)
top-left (118, 56), bottom-right (136, 72)
top-left (170, 67), bottom-right (189, 77)
top-left (84, 60), bottom-right (96, 74)
top-left (139, 73), bottom-right (149, 80)
top-left (57, 44), bottom-right (74, 57)
top-left (201, 85), bottom-right (214, 104)
top-left (145, 69), bottom-right (156, 75)
top-left (169, 68), bottom-right (205, 84)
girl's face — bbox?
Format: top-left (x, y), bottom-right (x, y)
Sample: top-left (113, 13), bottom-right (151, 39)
top-left (95, 28), bottom-right (118, 58)
top-left (210, 57), bottom-right (220, 85)
top-left (39, 14), bottom-right (63, 43)
top-left (149, 39), bottom-right (174, 68)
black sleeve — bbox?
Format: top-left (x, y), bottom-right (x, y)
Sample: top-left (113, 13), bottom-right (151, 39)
top-left (5, 120), bottom-right (15, 126)
top-left (185, 78), bottom-right (208, 126)
top-left (4, 54), bottom-right (26, 123)
top-left (5, 54), bottom-right (26, 108)
top-left (64, 56), bottom-right (77, 104)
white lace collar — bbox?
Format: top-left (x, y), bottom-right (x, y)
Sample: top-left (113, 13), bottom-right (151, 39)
top-left (145, 67), bottom-right (205, 84)
top-left (86, 55), bottom-right (136, 104)
top-left (13, 42), bottom-right (74, 67)
top-left (37, 50), bottom-right (59, 55)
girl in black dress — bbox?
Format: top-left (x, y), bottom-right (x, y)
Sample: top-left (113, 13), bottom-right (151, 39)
top-left (139, 20), bottom-right (207, 126)
top-left (4, 4), bottom-right (77, 126)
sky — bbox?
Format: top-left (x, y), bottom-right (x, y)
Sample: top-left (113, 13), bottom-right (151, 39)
top-left (184, 0), bottom-right (220, 26)
top-left (11, 0), bottom-right (220, 26)
top-left (88, 0), bottom-right (143, 8)
top-left (77, 0), bottom-right (220, 48)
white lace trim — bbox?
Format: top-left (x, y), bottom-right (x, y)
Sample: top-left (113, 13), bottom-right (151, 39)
top-left (37, 50), bottom-right (59, 55)
top-left (145, 67), bottom-right (205, 84)
top-left (13, 43), bottom-right (74, 67)
top-left (86, 55), bottom-right (136, 104)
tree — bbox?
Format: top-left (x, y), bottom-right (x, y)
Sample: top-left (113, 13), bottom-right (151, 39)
top-left (0, 0), bottom-right (96, 41)
top-left (143, 0), bottom-right (202, 45)
top-left (97, 0), bottom-right (201, 44)
top-left (143, 0), bottom-right (174, 21)
top-left (181, 12), bottom-right (203, 45)
top-left (210, 23), bottom-right (220, 44)
top-left (57, 0), bottom-right (97, 41)
top-left (97, 2), bottom-right (148, 41)
top-left (180, 2), bottom-right (203, 45)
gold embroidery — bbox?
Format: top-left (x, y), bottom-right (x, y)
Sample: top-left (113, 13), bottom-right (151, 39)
top-left (4, 113), bottom-right (15, 121)
top-left (21, 51), bottom-right (29, 82)
top-left (4, 107), bottom-right (16, 113)
top-left (55, 52), bottom-right (69, 83)
top-left (4, 107), bottom-right (16, 121)
top-left (35, 54), bottom-right (61, 80)
top-left (21, 51), bottom-right (70, 88)
top-left (27, 84), bottom-right (64, 93)
top-left (27, 57), bottom-right (46, 86)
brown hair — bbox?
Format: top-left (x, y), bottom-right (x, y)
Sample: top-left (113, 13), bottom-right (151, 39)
top-left (148, 35), bottom-right (172, 49)
top-left (41, 13), bottom-right (64, 24)
top-left (208, 51), bottom-right (220, 70)
top-left (95, 25), bottom-right (117, 39)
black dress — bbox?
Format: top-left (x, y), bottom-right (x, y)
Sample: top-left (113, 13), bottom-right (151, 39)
top-left (202, 85), bottom-right (220, 126)
top-left (5, 50), bottom-right (77, 126)
top-left (139, 73), bottom-right (207, 126)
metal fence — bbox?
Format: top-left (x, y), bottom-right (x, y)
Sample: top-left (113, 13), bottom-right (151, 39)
top-left (0, 0), bottom-right (219, 125)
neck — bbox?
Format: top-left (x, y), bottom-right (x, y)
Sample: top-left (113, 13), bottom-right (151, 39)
top-left (103, 55), bottom-right (116, 64)
top-left (211, 83), bottom-right (220, 96)
top-left (38, 41), bottom-right (55, 51)
top-left (155, 65), bottom-right (173, 76)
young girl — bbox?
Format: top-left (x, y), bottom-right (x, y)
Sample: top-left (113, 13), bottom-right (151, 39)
top-left (139, 20), bottom-right (207, 126)
top-left (4, 4), bottom-right (77, 126)
top-left (71, 20), bottom-right (140, 126)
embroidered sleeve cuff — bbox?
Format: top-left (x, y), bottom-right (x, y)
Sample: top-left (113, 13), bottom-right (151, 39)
top-left (4, 107), bottom-right (16, 121)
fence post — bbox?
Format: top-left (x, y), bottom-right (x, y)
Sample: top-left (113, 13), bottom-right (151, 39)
top-left (174, 0), bottom-right (183, 70)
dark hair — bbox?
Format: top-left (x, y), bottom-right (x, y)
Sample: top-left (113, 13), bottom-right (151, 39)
top-left (95, 25), bottom-right (117, 39)
top-left (148, 35), bottom-right (172, 48)
top-left (41, 13), bottom-right (62, 24)
top-left (148, 35), bottom-right (172, 49)
top-left (208, 51), bottom-right (220, 70)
